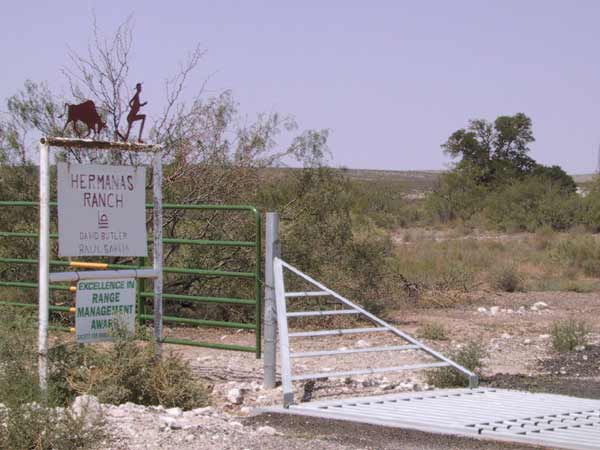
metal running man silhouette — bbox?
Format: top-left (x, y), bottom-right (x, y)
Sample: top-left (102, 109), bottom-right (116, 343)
top-left (122, 82), bottom-right (147, 142)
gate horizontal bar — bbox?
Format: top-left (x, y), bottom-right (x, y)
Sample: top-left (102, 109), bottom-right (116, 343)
top-left (162, 337), bottom-right (256, 352)
top-left (291, 362), bottom-right (451, 381)
top-left (139, 292), bottom-right (255, 306)
top-left (138, 314), bottom-right (255, 329)
top-left (290, 344), bottom-right (420, 358)
top-left (0, 301), bottom-right (71, 312)
top-left (285, 291), bottom-right (331, 298)
top-left (286, 310), bottom-right (360, 318)
top-left (49, 269), bottom-right (159, 282)
top-left (162, 267), bottom-right (255, 278)
top-left (0, 232), bottom-right (256, 248)
top-left (0, 201), bottom-right (260, 213)
top-left (0, 258), bottom-right (256, 279)
top-left (289, 327), bottom-right (389, 338)
top-left (0, 281), bottom-right (71, 291)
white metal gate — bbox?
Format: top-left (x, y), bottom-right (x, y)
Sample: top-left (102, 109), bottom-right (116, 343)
top-left (273, 258), bottom-right (477, 407)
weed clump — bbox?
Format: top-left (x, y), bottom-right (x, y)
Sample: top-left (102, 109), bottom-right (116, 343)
top-left (490, 265), bottom-right (523, 292)
top-left (551, 319), bottom-right (591, 352)
top-left (0, 309), bottom-right (106, 450)
top-left (66, 328), bottom-right (208, 410)
top-left (418, 322), bottom-right (448, 341)
top-left (425, 341), bottom-right (487, 388)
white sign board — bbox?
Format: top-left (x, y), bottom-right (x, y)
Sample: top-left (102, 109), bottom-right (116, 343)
top-left (57, 162), bottom-right (148, 257)
top-left (75, 278), bottom-right (136, 343)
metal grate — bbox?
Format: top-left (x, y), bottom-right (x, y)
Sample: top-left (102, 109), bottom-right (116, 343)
top-left (265, 388), bottom-right (600, 450)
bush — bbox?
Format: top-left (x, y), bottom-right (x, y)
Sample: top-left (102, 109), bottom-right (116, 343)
top-left (551, 319), bottom-right (591, 352)
top-left (0, 309), bottom-right (106, 450)
top-left (490, 265), bottom-right (523, 292)
top-left (419, 322), bottom-right (448, 340)
top-left (425, 341), bottom-right (487, 388)
top-left (66, 328), bottom-right (208, 409)
top-left (485, 177), bottom-right (577, 232)
top-left (548, 235), bottom-right (600, 277)
top-left (0, 404), bottom-right (105, 450)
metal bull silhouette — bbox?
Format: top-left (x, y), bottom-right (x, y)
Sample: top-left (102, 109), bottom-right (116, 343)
top-left (61, 100), bottom-right (106, 138)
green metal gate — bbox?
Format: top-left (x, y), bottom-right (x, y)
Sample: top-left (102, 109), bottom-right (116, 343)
top-left (0, 201), bottom-right (262, 358)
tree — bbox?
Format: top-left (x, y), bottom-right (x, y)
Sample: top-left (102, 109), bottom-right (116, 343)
top-left (532, 164), bottom-right (577, 194)
top-left (442, 113), bottom-right (536, 184)
top-left (0, 15), bottom-right (332, 315)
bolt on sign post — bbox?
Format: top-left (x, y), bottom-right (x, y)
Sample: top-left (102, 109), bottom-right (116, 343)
top-left (37, 137), bottom-right (163, 393)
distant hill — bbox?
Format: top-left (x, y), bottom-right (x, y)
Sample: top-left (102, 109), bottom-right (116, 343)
top-left (260, 167), bottom-right (443, 192)
top-left (261, 167), bottom-right (594, 193)
top-left (572, 173), bottom-right (596, 184)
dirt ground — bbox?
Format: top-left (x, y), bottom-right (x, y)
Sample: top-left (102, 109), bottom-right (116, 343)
top-left (135, 290), bottom-right (600, 449)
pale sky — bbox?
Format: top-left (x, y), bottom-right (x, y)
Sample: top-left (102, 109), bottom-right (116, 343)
top-left (2, 1), bottom-right (600, 173)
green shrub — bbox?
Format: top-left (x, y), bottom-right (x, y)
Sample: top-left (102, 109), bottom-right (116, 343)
top-left (548, 235), bottom-right (600, 277)
top-left (66, 328), bottom-right (208, 409)
top-left (551, 319), bottom-right (591, 352)
top-left (0, 309), bottom-right (106, 450)
top-left (425, 169), bottom-right (487, 223)
top-left (0, 404), bottom-right (105, 450)
top-left (419, 322), bottom-right (448, 340)
top-left (490, 265), bottom-right (523, 292)
top-left (425, 341), bottom-right (487, 388)
top-left (531, 226), bottom-right (555, 251)
top-left (485, 177), bottom-right (577, 232)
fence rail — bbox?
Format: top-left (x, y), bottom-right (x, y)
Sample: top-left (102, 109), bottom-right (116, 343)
top-left (0, 200), bottom-right (262, 357)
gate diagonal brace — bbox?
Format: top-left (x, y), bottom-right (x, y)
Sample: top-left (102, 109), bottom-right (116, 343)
top-left (273, 257), bottom-right (478, 407)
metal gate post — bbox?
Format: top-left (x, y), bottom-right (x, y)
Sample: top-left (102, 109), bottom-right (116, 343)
top-left (263, 212), bottom-right (280, 388)
top-left (273, 257), bottom-right (294, 407)
top-left (152, 150), bottom-right (164, 356)
top-left (37, 141), bottom-right (50, 393)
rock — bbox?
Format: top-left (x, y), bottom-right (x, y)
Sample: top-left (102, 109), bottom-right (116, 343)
top-left (240, 406), bottom-right (252, 415)
top-left (71, 395), bottom-right (102, 419)
top-left (523, 339), bottom-right (532, 345)
top-left (530, 306), bottom-right (539, 312)
top-left (191, 406), bottom-right (214, 416)
top-left (185, 434), bottom-right (195, 442)
top-left (107, 408), bottom-right (128, 418)
top-left (533, 301), bottom-right (548, 309)
top-left (356, 340), bottom-right (370, 348)
top-left (501, 333), bottom-right (512, 340)
top-left (490, 306), bottom-right (500, 315)
top-left (575, 345), bottom-right (585, 352)
top-left (166, 407), bottom-right (183, 417)
top-left (477, 307), bottom-right (487, 313)
top-left (159, 415), bottom-right (182, 430)
top-left (230, 421), bottom-right (244, 430)
top-left (257, 425), bottom-right (277, 435)
top-left (226, 388), bottom-right (244, 405)
top-left (539, 334), bottom-right (551, 340)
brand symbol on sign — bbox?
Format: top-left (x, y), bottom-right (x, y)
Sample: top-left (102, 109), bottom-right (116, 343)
top-left (98, 212), bottom-right (109, 229)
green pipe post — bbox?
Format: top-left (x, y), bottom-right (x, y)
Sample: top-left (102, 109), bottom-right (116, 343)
top-left (253, 208), bottom-right (262, 359)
